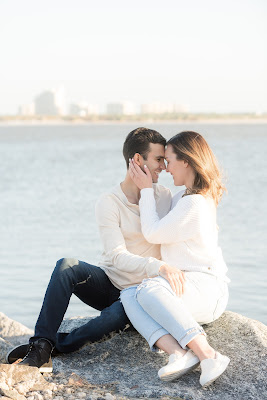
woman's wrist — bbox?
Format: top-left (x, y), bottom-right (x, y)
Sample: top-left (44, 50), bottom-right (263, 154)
top-left (159, 264), bottom-right (168, 274)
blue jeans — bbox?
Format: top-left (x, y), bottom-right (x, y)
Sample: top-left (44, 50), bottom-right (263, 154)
top-left (121, 273), bottom-right (228, 350)
top-left (34, 258), bottom-right (129, 353)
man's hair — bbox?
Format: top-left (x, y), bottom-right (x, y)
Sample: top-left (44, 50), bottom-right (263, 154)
top-left (123, 127), bottom-right (166, 168)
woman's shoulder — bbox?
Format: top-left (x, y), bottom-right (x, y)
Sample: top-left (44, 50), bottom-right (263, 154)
top-left (173, 191), bottom-right (209, 211)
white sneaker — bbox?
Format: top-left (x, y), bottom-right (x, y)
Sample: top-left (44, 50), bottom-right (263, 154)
top-left (158, 350), bottom-right (200, 381)
top-left (200, 351), bottom-right (230, 387)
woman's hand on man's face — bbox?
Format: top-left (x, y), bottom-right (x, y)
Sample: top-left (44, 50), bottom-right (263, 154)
top-left (159, 264), bottom-right (186, 296)
top-left (129, 158), bottom-right (153, 190)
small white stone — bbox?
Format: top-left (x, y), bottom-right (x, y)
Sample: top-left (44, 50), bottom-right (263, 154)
top-left (89, 395), bottom-right (100, 400)
top-left (42, 389), bottom-right (53, 396)
top-left (27, 397), bottom-right (35, 400)
top-left (105, 393), bottom-right (115, 400)
top-left (77, 392), bottom-right (87, 398)
top-left (65, 388), bottom-right (73, 394)
top-left (34, 393), bottom-right (44, 400)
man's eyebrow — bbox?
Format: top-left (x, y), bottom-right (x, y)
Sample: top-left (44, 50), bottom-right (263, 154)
top-left (155, 155), bottom-right (165, 159)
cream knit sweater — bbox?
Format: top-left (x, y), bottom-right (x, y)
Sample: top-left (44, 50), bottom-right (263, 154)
top-left (139, 188), bottom-right (229, 281)
top-left (95, 184), bottom-right (172, 290)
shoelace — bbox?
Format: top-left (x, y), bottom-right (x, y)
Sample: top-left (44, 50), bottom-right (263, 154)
top-left (22, 343), bottom-right (42, 362)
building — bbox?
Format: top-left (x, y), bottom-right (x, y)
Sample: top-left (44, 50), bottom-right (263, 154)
top-left (141, 102), bottom-right (188, 114)
top-left (69, 102), bottom-right (99, 117)
top-left (34, 87), bottom-right (66, 116)
top-left (106, 101), bottom-right (136, 116)
top-left (18, 103), bottom-right (35, 116)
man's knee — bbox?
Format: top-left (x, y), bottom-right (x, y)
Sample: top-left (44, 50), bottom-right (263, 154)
top-left (55, 257), bottom-right (79, 274)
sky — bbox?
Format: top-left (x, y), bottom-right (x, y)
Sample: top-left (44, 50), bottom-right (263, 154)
top-left (0, 0), bottom-right (266, 114)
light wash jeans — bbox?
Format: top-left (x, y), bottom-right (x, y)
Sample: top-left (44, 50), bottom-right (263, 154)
top-left (120, 272), bottom-right (228, 351)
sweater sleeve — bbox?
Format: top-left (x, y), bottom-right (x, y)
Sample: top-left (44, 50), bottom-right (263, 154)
top-left (95, 195), bottom-right (165, 277)
top-left (139, 188), bottom-right (203, 244)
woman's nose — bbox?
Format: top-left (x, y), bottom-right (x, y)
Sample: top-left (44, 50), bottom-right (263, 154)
top-left (160, 160), bottom-right (166, 170)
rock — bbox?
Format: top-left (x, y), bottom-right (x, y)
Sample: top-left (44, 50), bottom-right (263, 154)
top-left (0, 386), bottom-right (26, 400)
top-left (0, 337), bottom-right (13, 364)
top-left (0, 311), bottom-right (266, 399)
top-left (0, 365), bottom-right (55, 396)
top-left (0, 312), bottom-right (33, 346)
top-left (53, 311), bottom-right (267, 399)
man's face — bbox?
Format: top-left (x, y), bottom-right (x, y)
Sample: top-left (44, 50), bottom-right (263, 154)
top-left (140, 143), bottom-right (166, 183)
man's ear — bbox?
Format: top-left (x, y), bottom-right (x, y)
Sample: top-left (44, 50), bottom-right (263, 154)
top-left (133, 153), bottom-right (143, 166)
top-left (183, 160), bottom-right (189, 168)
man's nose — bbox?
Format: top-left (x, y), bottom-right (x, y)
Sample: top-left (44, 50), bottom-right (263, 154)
top-left (160, 160), bottom-right (166, 170)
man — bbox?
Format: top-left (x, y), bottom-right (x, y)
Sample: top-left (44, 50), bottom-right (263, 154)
top-left (7, 127), bottom-right (172, 372)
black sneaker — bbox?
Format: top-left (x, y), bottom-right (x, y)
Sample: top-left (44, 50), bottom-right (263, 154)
top-left (12, 339), bottom-right (53, 373)
top-left (6, 343), bottom-right (29, 364)
top-left (6, 341), bottom-right (61, 365)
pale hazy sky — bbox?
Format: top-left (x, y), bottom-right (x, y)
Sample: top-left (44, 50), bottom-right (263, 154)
top-left (0, 0), bottom-right (266, 114)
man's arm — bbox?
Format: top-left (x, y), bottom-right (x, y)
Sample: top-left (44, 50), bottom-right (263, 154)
top-left (95, 194), bottom-right (165, 277)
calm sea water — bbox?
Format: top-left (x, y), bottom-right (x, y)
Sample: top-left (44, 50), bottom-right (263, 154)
top-left (0, 122), bottom-right (266, 329)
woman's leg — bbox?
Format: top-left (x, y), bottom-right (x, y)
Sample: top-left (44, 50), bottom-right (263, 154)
top-left (136, 277), bottom-right (205, 349)
top-left (155, 335), bottom-right (186, 357)
top-left (120, 286), bottom-right (185, 356)
top-left (136, 275), bottom-right (230, 385)
top-left (121, 284), bottom-right (200, 382)
top-left (187, 335), bottom-right (215, 361)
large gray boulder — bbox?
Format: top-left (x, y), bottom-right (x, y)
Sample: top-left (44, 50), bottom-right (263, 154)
top-left (0, 311), bottom-right (266, 399)
top-left (0, 312), bottom-right (33, 348)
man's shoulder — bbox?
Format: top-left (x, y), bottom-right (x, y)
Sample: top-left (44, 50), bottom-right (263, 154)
top-left (95, 187), bottom-right (120, 210)
top-left (154, 184), bottom-right (172, 204)
top-left (154, 183), bottom-right (172, 197)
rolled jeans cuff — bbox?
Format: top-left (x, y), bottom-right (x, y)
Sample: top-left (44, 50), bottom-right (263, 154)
top-left (179, 326), bottom-right (206, 349)
top-left (149, 327), bottom-right (169, 352)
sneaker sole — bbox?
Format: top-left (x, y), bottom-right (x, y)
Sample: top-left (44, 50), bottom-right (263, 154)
top-left (160, 361), bottom-right (200, 382)
top-left (39, 366), bottom-right (53, 373)
top-left (16, 364), bottom-right (53, 373)
top-left (201, 358), bottom-right (230, 388)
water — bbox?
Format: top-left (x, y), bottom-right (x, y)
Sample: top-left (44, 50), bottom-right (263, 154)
top-left (0, 122), bottom-right (266, 328)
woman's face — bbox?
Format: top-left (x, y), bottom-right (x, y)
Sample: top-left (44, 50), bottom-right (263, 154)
top-left (165, 144), bottom-right (192, 187)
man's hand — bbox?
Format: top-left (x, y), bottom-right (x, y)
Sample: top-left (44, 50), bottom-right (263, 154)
top-left (129, 158), bottom-right (153, 190)
top-left (159, 264), bottom-right (186, 296)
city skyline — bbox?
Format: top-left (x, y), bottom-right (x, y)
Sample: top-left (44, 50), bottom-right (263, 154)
top-left (17, 87), bottom-right (190, 117)
top-left (1, 0), bottom-right (266, 115)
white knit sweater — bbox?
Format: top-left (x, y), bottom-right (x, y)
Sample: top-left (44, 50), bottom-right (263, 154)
top-left (139, 188), bottom-right (229, 281)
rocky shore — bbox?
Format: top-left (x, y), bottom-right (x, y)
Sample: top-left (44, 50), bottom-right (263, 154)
top-left (0, 311), bottom-right (266, 400)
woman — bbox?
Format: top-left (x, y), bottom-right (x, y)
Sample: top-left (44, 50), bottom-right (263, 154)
top-left (120, 131), bottom-right (230, 388)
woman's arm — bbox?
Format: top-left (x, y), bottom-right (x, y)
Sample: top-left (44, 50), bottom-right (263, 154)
top-left (140, 188), bottom-right (203, 244)
top-left (129, 158), bottom-right (203, 245)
